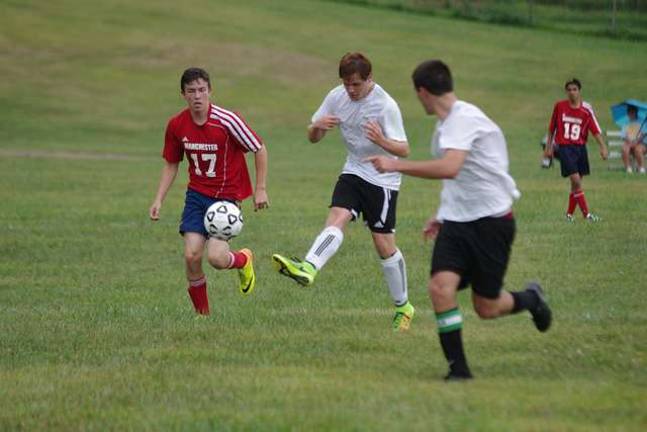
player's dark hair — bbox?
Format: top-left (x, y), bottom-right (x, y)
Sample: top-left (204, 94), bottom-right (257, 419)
top-left (181, 67), bottom-right (211, 92)
top-left (412, 60), bottom-right (453, 96)
top-left (339, 52), bottom-right (372, 80)
top-left (564, 78), bottom-right (581, 90)
top-left (627, 105), bottom-right (638, 115)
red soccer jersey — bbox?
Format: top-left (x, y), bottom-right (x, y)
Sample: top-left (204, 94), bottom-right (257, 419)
top-left (163, 104), bottom-right (263, 201)
top-left (549, 100), bottom-right (601, 146)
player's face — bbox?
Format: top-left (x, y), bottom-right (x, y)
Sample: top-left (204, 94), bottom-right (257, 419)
top-left (565, 84), bottom-right (580, 103)
top-left (342, 73), bottom-right (373, 101)
top-left (182, 79), bottom-right (211, 113)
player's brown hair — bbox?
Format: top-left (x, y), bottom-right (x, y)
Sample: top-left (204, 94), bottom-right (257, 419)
top-left (564, 78), bottom-right (581, 90)
top-left (338, 52), bottom-right (372, 80)
top-left (181, 68), bottom-right (211, 92)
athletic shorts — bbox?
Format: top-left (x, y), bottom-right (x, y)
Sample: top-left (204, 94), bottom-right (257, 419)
top-left (179, 188), bottom-right (238, 237)
top-left (431, 214), bottom-right (516, 299)
top-left (557, 144), bottom-right (590, 177)
top-left (330, 174), bottom-right (398, 234)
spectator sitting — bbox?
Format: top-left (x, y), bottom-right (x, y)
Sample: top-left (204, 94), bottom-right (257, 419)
top-left (622, 105), bottom-right (646, 174)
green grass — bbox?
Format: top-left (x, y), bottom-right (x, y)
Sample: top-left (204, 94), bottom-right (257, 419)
top-left (1, 0), bottom-right (647, 430)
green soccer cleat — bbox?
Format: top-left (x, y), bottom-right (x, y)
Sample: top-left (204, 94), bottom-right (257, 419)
top-left (238, 248), bottom-right (256, 296)
top-left (392, 302), bottom-right (415, 332)
top-left (272, 254), bottom-right (316, 286)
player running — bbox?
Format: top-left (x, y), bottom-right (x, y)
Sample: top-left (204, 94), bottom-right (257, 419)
top-left (272, 52), bottom-right (415, 332)
top-left (367, 60), bottom-right (552, 380)
top-left (544, 78), bottom-right (608, 222)
top-left (149, 67), bottom-right (269, 316)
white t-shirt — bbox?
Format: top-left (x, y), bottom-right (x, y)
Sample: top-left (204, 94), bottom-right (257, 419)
top-left (312, 83), bottom-right (407, 190)
top-left (432, 101), bottom-right (521, 222)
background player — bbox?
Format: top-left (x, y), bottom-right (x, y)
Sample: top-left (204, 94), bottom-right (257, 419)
top-left (149, 67), bottom-right (269, 315)
top-left (367, 59), bottom-right (552, 380)
top-left (272, 52), bottom-right (415, 331)
top-left (544, 78), bottom-right (608, 221)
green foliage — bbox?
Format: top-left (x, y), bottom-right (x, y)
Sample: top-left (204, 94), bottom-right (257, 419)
top-left (1, 0), bottom-right (646, 430)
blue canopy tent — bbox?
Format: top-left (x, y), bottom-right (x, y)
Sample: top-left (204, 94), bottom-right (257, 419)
top-left (610, 99), bottom-right (647, 128)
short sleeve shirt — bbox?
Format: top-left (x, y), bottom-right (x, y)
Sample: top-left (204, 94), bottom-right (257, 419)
top-left (312, 84), bottom-right (407, 190)
top-left (163, 104), bottom-right (263, 201)
top-left (432, 101), bottom-right (520, 222)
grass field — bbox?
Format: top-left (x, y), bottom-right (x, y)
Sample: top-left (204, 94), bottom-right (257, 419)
top-left (1, 0), bottom-right (647, 430)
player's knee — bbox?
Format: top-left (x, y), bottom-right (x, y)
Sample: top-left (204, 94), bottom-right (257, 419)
top-left (184, 249), bottom-right (202, 267)
top-left (428, 279), bottom-right (447, 301)
top-left (206, 249), bottom-right (230, 269)
top-left (474, 303), bottom-right (498, 319)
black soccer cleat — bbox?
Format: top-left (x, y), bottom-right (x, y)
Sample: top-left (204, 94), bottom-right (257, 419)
top-left (526, 282), bottom-right (552, 332)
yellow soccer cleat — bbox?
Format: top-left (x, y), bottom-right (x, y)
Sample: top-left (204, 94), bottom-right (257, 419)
top-left (392, 302), bottom-right (415, 332)
top-left (272, 254), bottom-right (316, 286)
top-left (238, 248), bottom-right (256, 296)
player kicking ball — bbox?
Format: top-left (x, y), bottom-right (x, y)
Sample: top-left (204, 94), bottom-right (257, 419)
top-left (366, 60), bottom-right (552, 380)
top-left (149, 68), bottom-right (269, 315)
top-left (272, 52), bottom-right (414, 332)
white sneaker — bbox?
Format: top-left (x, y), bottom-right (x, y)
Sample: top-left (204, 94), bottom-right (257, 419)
top-left (626, 167), bottom-right (633, 174)
top-left (639, 167), bottom-right (646, 174)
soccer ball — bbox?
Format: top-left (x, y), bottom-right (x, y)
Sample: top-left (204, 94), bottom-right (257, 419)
top-left (203, 201), bottom-right (244, 241)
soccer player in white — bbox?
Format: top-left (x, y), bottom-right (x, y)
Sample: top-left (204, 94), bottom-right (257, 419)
top-left (367, 60), bottom-right (552, 379)
top-left (272, 52), bottom-right (415, 331)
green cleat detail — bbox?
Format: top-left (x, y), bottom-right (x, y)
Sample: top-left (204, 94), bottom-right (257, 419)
top-left (272, 254), bottom-right (316, 286)
top-left (393, 302), bottom-right (415, 332)
top-left (238, 248), bottom-right (255, 296)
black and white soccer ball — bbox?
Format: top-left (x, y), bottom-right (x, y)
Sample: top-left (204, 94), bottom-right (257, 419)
top-left (203, 201), bottom-right (244, 241)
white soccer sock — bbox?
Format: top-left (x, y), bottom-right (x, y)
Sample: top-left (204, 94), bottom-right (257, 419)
top-left (381, 249), bottom-right (408, 307)
top-left (305, 226), bottom-right (344, 270)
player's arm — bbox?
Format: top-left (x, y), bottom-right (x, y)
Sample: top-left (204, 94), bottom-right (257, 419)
top-left (149, 161), bottom-right (179, 220)
top-left (253, 146), bottom-right (269, 211)
top-left (593, 133), bottom-right (608, 160)
top-left (364, 120), bottom-right (410, 157)
top-left (308, 115), bottom-right (340, 143)
top-left (545, 105), bottom-right (558, 158)
top-left (365, 149), bottom-right (467, 179)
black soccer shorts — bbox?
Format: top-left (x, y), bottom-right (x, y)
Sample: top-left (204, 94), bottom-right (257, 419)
top-left (431, 214), bottom-right (516, 299)
top-left (330, 174), bottom-right (398, 234)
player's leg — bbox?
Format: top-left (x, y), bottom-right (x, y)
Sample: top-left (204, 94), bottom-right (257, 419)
top-left (273, 175), bottom-right (356, 286)
top-left (184, 232), bottom-right (209, 315)
top-left (429, 221), bottom-right (473, 380)
top-left (206, 237), bottom-right (255, 296)
top-left (470, 214), bottom-right (552, 331)
top-left (429, 271), bottom-right (471, 380)
top-left (372, 232), bottom-right (414, 331)
top-left (179, 190), bottom-right (212, 315)
top-left (573, 147), bottom-right (598, 220)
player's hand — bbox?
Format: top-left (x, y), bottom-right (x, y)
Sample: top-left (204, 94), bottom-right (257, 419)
top-left (313, 115), bottom-right (340, 130)
top-left (600, 146), bottom-right (608, 160)
top-left (254, 189), bottom-right (269, 211)
top-left (364, 120), bottom-right (385, 145)
top-left (149, 201), bottom-right (162, 221)
top-left (364, 155), bottom-right (396, 173)
top-left (423, 217), bottom-right (441, 241)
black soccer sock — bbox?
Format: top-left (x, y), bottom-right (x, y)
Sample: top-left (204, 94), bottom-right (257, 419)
top-left (436, 308), bottom-right (471, 377)
top-left (510, 289), bottom-right (539, 314)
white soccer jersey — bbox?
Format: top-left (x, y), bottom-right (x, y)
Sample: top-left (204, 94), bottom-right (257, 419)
top-left (312, 83), bottom-right (407, 190)
top-left (432, 101), bottom-right (521, 222)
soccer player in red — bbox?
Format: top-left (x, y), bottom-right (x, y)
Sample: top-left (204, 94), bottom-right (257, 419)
top-left (149, 68), bottom-right (269, 315)
top-left (544, 78), bottom-right (607, 221)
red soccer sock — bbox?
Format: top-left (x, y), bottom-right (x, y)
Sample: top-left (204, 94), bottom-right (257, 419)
top-left (228, 251), bottom-right (249, 269)
top-left (573, 190), bottom-right (589, 217)
top-left (187, 276), bottom-right (209, 315)
top-left (567, 192), bottom-right (577, 215)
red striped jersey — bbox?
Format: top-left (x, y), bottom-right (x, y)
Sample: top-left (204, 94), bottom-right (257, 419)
top-left (549, 100), bottom-right (601, 146)
top-left (163, 103), bottom-right (263, 201)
